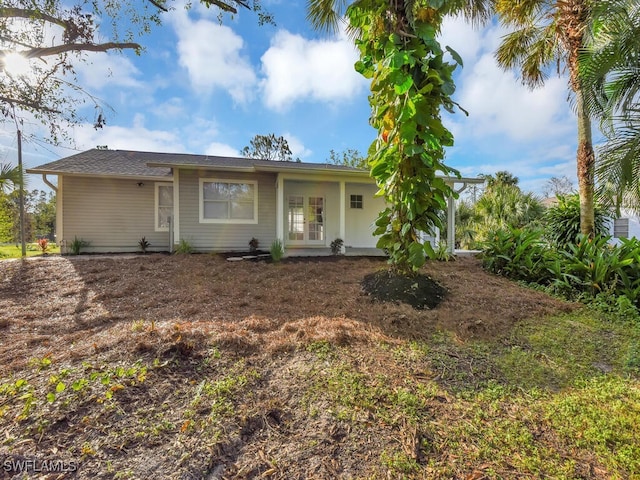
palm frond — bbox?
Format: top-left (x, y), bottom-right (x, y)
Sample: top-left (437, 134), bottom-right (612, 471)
top-left (306, 0), bottom-right (349, 35)
top-left (596, 108), bottom-right (640, 213)
top-left (0, 164), bottom-right (21, 193)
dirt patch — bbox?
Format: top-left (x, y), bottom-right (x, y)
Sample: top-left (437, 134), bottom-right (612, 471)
top-left (361, 270), bottom-right (446, 309)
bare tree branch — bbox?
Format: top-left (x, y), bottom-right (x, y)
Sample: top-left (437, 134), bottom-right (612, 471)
top-left (0, 95), bottom-right (61, 114)
top-left (0, 42), bottom-right (141, 60)
top-left (0, 7), bottom-right (69, 29)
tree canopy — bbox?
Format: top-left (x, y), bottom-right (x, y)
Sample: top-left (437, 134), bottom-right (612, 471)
top-left (242, 134), bottom-right (297, 162)
top-left (0, 0), bottom-right (271, 142)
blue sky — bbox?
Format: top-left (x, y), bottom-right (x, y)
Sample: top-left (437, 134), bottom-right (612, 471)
top-left (1, 0), bottom-right (581, 195)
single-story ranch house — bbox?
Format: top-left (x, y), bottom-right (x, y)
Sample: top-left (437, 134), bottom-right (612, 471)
top-left (27, 149), bottom-right (483, 255)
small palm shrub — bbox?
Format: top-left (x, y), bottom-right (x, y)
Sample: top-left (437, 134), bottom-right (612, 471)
top-left (138, 236), bottom-right (151, 253)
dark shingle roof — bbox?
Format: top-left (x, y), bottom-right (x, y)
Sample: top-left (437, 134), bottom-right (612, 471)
top-left (27, 149), bottom-right (173, 178)
top-left (27, 149), bottom-right (367, 177)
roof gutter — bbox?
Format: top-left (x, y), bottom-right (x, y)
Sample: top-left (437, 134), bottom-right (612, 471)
top-left (146, 162), bottom-right (256, 172)
top-left (254, 165), bottom-right (370, 176)
top-left (41, 174), bottom-right (57, 193)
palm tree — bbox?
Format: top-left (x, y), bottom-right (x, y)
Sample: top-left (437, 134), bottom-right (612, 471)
top-left (0, 164), bottom-right (21, 194)
top-left (306, 0), bottom-right (492, 34)
top-left (579, 0), bottom-right (640, 212)
top-left (493, 0), bottom-right (596, 236)
top-left (471, 183), bottom-right (545, 243)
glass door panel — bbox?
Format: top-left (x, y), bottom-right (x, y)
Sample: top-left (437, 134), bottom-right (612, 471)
top-left (288, 195), bottom-right (304, 241)
top-left (307, 197), bottom-right (324, 243)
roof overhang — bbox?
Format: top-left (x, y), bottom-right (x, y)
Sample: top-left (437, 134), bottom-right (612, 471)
top-left (25, 169), bottom-right (172, 181)
top-left (146, 162), bottom-right (255, 173)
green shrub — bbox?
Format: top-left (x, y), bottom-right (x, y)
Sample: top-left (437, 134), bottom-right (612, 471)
top-left (69, 237), bottom-right (89, 255)
top-left (543, 194), bottom-right (609, 248)
top-left (559, 234), bottom-right (633, 296)
top-left (481, 227), bottom-right (549, 283)
top-left (175, 238), bottom-right (193, 254)
top-left (248, 237), bottom-right (259, 253)
top-left (270, 238), bottom-right (284, 262)
top-left (330, 238), bottom-right (344, 255)
top-left (482, 227), bottom-right (640, 313)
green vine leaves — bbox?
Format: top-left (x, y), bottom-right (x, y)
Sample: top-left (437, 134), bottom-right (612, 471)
top-left (347, 0), bottom-right (464, 274)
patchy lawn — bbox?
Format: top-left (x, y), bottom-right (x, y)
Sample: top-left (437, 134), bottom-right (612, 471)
top-left (0, 243), bottom-right (60, 259)
top-left (0, 254), bottom-right (638, 479)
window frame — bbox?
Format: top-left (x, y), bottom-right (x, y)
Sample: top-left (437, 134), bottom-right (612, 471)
top-left (350, 194), bottom-right (363, 209)
top-left (199, 178), bottom-right (259, 224)
top-left (155, 182), bottom-right (174, 232)
top-left (614, 217), bottom-right (629, 239)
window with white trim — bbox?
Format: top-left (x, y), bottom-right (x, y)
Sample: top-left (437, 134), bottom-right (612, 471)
top-left (199, 179), bottom-right (258, 224)
top-left (155, 183), bottom-right (173, 232)
top-left (614, 218), bottom-right (629, 238)
top-left (350, 194), bottom-right (363, 209)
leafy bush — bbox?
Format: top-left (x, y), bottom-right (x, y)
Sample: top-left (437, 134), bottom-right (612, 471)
top-left (558, 234), bottom-right (633, 296)
top-left (69, 237), bottom-right (89, 255)
top-left (481, 227), bottom-right (550, 283)
top-left (482, 228), bottom-right (640, 317)
top-left (330, 238), bottom-right (344, 255)
top-left (248, 237), bottom-right (259, 253)
top-left (175, 238), bottom-right (193, 254)
top-left (37, 237), bottom-right (49, 253)
top-left (543, 194), bottom-right (609, 248)
top-left (433, 241), bottom-right (454, 261)
top-left (270, 238), bottom-right (284, 262)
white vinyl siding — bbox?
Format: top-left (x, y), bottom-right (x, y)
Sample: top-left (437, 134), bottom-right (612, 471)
top-left (199, 179), bottom-right (258, 224)
top-left (155, 183), bottom-right (173, 232)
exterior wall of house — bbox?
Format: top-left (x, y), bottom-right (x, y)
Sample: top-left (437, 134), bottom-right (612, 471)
top-left (344, 182), bottom-right (385, 248)
top-left (178, 169), bottom-right (277, 251)
top-left (61, 175), bottom-right (170, 253)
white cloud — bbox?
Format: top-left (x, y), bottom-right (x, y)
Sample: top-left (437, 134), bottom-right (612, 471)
top-left (170, 11), bottom-right (257, 103)
top-left (70, 115), bottom-right (185, 153)
top-left (76, 55), bottom-right (142, 91)
top-left (439, 15), bottom-right (484, 66)
top-left (283, 132), bottom-right (312, 159)
top-left (205, 142), bottom-right (239, 157)
top-left (260, 29), bottom-right (367, 110)
top-left (456, 53), bottom-right (571, 142)
top-left (151, 97), bottom-right (186, 119)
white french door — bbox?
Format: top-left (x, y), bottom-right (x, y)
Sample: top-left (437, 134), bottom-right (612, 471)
top-left (287, 195), bottom-right (325, 245)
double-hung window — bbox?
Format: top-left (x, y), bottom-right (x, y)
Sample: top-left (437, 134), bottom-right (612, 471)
top-left (155, 183), bottom-right (173, 231)
top-left (199, 179), bottom-right (258, 224)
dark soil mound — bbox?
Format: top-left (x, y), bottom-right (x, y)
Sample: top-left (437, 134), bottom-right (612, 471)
top-left (361, 270), bottom-right (447, 310)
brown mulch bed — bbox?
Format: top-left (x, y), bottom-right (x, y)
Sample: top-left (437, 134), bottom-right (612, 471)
top-left (0, 254), bottom-right (580, 479)
top-left (0, 254), bottom-right (575, 372)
